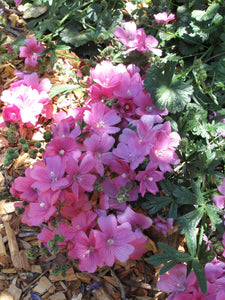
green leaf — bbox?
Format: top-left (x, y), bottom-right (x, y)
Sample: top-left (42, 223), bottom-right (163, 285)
top-left (192, 259), bottom-right (207, 295)
top-left (157, 243), bottom-right (192, 262)
top-left (178, 207), bottom-right (204, 234)
top-left (159, 260), bottom-right (179, 275)
top-left (49, 84), bottom-right (78, 99)
top-left (147, 254), bottom-right (174, 266)
top-left (173, 186), bottom-right (197, 205)
top-left (142, 195), bottom-right (172, 214)
top-left (205, 204), bottom-right (223, 230)
top-left (182, 220), bottom-right (197, 257)
top-left (144, 64), bottom-right (193, 113)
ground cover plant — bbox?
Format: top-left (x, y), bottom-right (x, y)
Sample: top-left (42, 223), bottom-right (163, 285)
top-left (1, 0), bottom-right (225, 298)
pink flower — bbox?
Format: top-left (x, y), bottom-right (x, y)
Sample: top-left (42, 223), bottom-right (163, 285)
top-left (157, 264), bottom-right (195, 296)
top-left (84, 133), bottom-right (115, 176)
top-left (1, 85), bottom-right (45, 126)
top-left (145, 35), bottom-right (162, 56)
top-left (117, 206), bottom-right (152, 230)
top-left (59, 191), bottom-right (91, 219)
top-left (14, 0), bottom-right (22, 6)
top-left (2, 104), bottom-right (21, 123)
top-left (95, 215), bottom-right (136, 266)
top-left (154, 12), bottom-right (175, 25)
top-left (83, 102), bottom-right (121, 135)
top-left (90, 60), bottom-right (123, 89)
top-left (68, 230), bottom-right (103, 273)
top-left (45, 137), bottom-right (81, 165)
top-left (112, 137), bottom-right (146, 171)
top-left (154, 214), bottom-right (174, 234)
top-left (66, 155), bottom-right (96, 196)
top-left (10, 168), bottom-right (39, 202)
top-left (135, 163), bottom-right (164, 196)
top-left (213, 178), bottom-right (225, 209)
top-left (150, 121), bottom-right (181, 172)
top-left (30, 156), bottom-right (69, 193)
top-left (114, 22), bottom-right (145, 51)
top-left (24, 191), bottom-right (58, 226)
top-left (71, 211), bottom-right (97, 233)
top-left (129, 229), bottom-right (149, 260)
top-left (19, 37), bottom-right (45, 67)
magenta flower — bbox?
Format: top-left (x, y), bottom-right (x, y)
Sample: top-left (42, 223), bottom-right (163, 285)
top-left (83, 102), bottom-right (121, 135)
top-left (157, 264), bottom-right (194, 297)
top-left (45, 137), bottom-right (81, 165)
top-left (10, 168), bottom-right (39, 202)
top-left (2, 104), bottom-right (21, 123)
top-left (71, 211), bottom-right (97, 233)
top-left (14, 0), bottom-right (22, 6)
top-left (112, 137), bottom-right (146, 170)
top-left (68, 230), bottom-right (103, 273)
top-left (59, 191), bottom-right (91, 219)
top-left (129, 229), bottom-right (149, 260)
top-left (66, 155), bottom-right (96, 196)
top-left (95, 215), bottom-right (136, 266)
top-left (135, 163), bottom-right (164, 196)
top-left (154, 214), bottom-right (174, 235)
top-left (19, 37), bottom-right (45, 67)
top-left (154, 12), bottom-right (176, 25)
top-left (30, 156), bottom-right (69, 193)
top-left (117, 206), bottom-right (152, 230)
top-left (84, 133), bottom-right (115, 176)
top-left (25, 191), bottom-right (58, 226)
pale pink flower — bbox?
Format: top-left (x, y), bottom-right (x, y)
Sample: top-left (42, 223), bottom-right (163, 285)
top-left (154, 12), bottom-right (175, 25)
top-left (150, 121), bottom-right (180, 172)
top-left (90, 60), bottom-right (123, 88)
top-left (83, 102), bottom-right (121, 135)
top-left (19, 37), bottom-right (45, 67)
top-left (113, 69), bottom-right (142, 99)
top-left (94, 215), bottom-right (136, 266)
top-left (114, 22), bottom-right (145, 51)
top-left (145, 35), bottom-right (162, 56)
top-left (1, 85), bottom-right (45, 126)
top-left (12, 72), bottom-right (51, 95)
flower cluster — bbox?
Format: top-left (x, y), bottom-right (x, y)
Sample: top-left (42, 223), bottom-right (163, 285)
top-left (1, 72), bottom-right (53, 128)
top-left (157, 260), bottom-right (225, 299)
top-left (10, 58), bottom-right (181, 273)
top-left (113, 22), bottom-right (162, 56)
